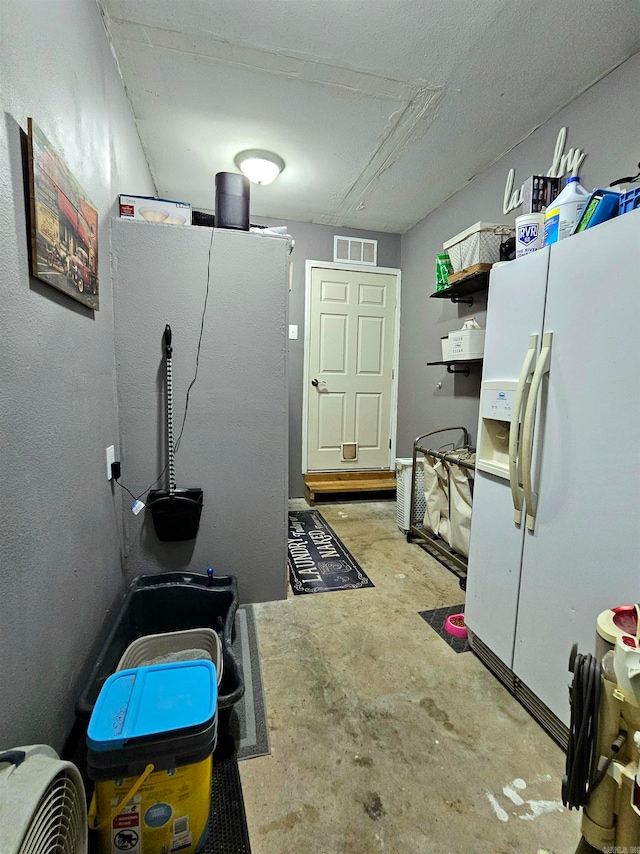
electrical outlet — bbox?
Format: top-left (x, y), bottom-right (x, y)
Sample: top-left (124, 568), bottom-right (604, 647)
top-left (106, 445), bottom-right (116, 480)
top-left (288, 325), bottom-right (298, 340)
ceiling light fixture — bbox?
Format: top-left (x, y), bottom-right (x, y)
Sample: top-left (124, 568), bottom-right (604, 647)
top-left (234, 149), bottom-right (285, 185)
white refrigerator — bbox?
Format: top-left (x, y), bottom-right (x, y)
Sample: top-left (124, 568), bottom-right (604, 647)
top-left (465, 209), bottom-right (640, 745)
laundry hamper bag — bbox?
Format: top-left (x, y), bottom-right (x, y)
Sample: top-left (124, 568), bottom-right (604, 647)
top-left (422, 454), bottom-right (449, 538)
top-left (447, 454), bottom-right (475, 557)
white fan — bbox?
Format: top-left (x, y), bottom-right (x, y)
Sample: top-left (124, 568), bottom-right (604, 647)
top-left (0, 745), bottom-right (87, 853)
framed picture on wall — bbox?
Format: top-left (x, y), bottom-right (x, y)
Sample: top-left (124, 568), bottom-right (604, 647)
top-left (27, 118), bottom-right (99, 310)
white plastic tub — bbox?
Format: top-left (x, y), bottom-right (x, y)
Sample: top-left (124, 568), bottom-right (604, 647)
top-left (116, 627), bottom-right (223, 685)
top-left (447, 327), bottom-right (485, 360)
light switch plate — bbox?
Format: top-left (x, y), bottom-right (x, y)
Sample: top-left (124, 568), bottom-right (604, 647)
top-left (288, 325), bottom-right (298, 340)
top-left (106, 445), bottom-right (116, 480)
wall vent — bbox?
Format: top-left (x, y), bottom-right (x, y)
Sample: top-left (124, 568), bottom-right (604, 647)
top-left (333, 236), bottom-right (378, 266)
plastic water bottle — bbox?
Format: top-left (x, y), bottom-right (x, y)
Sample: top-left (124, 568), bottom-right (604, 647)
top-left (543, 176), bottom-right (589, 245)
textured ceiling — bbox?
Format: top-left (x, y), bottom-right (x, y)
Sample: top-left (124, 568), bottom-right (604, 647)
top-left (99, 0), bottom-right (640, 232)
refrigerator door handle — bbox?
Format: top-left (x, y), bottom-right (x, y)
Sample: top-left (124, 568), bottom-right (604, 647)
top-left (509, 334), bottom-right (538, 524)
top-left (522, 331), bottom-right (553, 532)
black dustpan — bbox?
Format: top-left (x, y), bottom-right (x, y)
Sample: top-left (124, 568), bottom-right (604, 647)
top-left (147, 325), bottom-right (203, 542)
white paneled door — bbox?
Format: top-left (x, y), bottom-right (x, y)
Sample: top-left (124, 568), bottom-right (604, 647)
top-left (305, 265), bottom-right (399, 472)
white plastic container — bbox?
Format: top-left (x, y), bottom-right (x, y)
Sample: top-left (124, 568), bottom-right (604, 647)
top-left (116, 627), bottom-right (223, 685)
top-left (543, 176), bottom-right (589, 245)
top-left (515, 213), bottom-right (544, 258)
top-left (443, 222), bottom-right (514, 272)
top-left (449, 328), bottom-right (485, 359)
top-left (447, 318), bottom-right (485, 360)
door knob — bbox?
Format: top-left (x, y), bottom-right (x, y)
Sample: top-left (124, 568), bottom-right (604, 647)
top-left (312, 378), bottom-right (319, 387)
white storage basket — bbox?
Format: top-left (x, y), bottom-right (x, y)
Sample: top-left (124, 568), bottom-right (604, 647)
top-left (396, 458), bottom-right (425, 532)
top-left (448, 327), bottom-right (485, 360)
top-left (116, 627), bottom-right (223, 685)
top-left (443, 222), bottom-right (514, 272)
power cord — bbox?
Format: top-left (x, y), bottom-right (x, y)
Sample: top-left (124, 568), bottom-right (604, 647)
top-left (562, 643), bottom-right (602, 809)
top-left (175, 224), bottom-right (215, 454)
top-left (111, 460), bottom-right (147, 503)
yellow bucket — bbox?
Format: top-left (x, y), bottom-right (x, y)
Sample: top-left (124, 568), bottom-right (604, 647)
top-left (89, 756), bottom-right (212, 853)
top-left (87, 660), bottom-right (218, 854)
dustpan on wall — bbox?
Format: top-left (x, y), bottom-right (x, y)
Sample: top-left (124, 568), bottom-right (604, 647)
top-left (147, 325), bottom-right (203, 541)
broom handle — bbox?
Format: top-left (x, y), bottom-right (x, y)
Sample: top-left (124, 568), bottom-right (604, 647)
top-left (164, 325), bottom-right (176, 496)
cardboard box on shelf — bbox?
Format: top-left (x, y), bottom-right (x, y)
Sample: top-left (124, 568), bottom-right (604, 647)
top-left (119, 195), bottom-right (192, 225)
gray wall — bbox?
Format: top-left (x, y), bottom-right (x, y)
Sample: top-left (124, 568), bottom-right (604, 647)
top-left (256, 218), bottom-right (401, 498)
top-left (398, 52), bottom-right (640, 458)
top-left (111, 220), bottom-right (289, 604)
top-left (0, 1), bottom-right (154, 750)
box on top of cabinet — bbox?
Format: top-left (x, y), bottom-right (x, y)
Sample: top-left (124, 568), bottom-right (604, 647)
top-left (119, 195), bottom-right (192, 225)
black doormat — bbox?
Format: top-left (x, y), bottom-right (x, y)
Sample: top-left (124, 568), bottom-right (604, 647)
top-left (288, 510), bottom-right (374, 594)
top-left (419, 604), bottom-right (471, 653)
top-left (203, 732), bottom-right (252, 853)
top-left (229, 605), bottom-right (270, 761)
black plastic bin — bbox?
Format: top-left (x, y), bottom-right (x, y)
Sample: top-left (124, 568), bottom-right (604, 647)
top-left (76, 572), bottom-right (244, 730)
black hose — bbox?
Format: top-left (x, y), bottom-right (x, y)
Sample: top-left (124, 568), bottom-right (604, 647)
top-left (562, 643), bottom-right (602, 809)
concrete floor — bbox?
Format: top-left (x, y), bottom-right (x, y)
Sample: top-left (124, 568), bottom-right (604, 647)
top-left (239, 499), bottom-right (581, 853)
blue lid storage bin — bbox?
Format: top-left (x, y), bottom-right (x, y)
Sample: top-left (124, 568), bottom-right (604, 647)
top-left (88, 661), bottom-right (217, 751)
top-left (87, 660), bottom-right (217, 854)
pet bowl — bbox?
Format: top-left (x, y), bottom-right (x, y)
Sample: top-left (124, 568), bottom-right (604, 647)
top-left (444, 613), bottom-right (468, 639)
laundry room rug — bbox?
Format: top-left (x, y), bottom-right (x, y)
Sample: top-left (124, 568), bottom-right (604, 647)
top-left (230, 605), bottom-right (270, 761)
top-left (419, 604), bottom-right (471, 653)
top-left (288, 510), bottom-right (374, 594)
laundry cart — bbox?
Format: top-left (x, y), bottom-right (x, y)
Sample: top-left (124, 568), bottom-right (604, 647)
top-left (407, 427), bottom-right (475, 589)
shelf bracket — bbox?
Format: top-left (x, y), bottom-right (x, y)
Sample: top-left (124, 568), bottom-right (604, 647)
top-left (449, 294), bottom-right (474, 306)
top-left (446, 364), bottom-right (471, 376)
